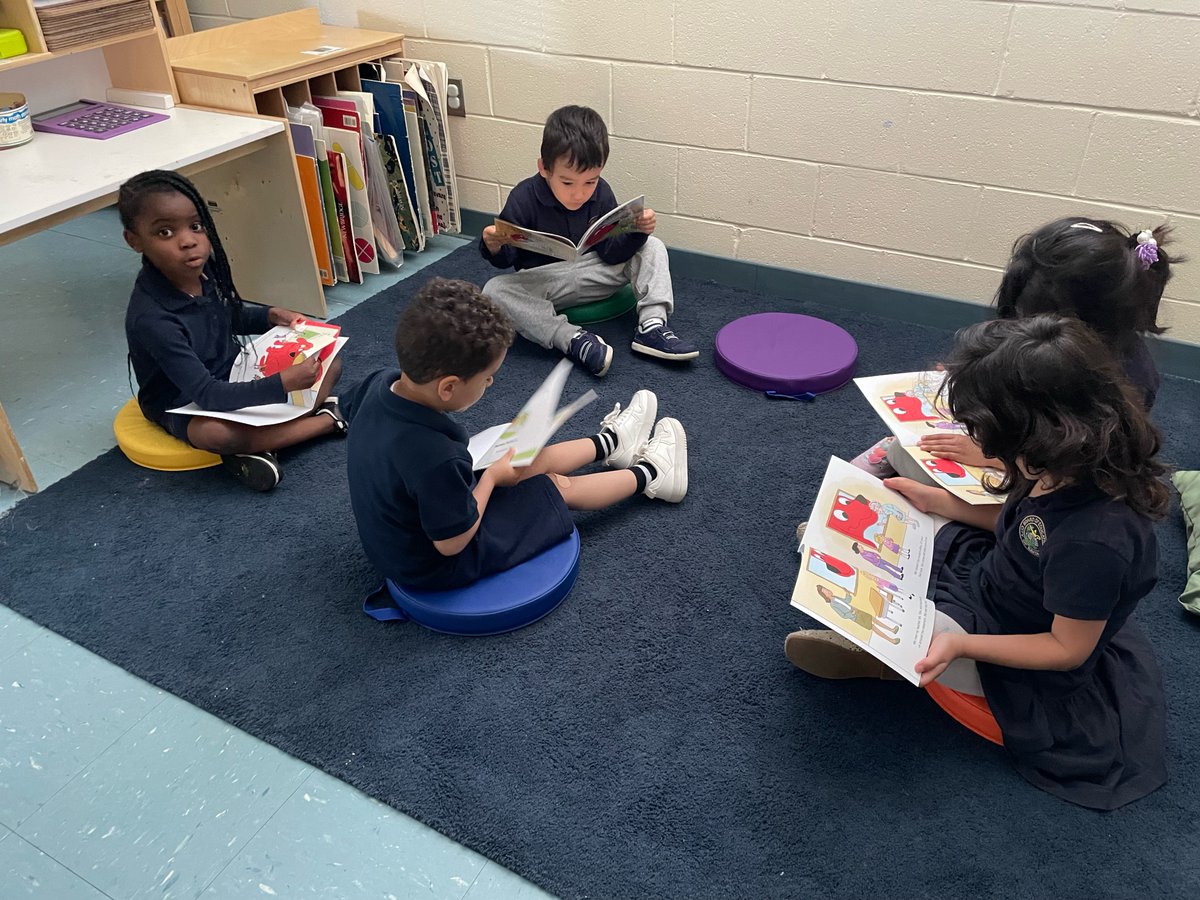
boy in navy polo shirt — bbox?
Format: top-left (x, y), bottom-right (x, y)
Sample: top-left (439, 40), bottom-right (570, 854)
top-left (480, 105), bottom-right (698, 377)
top-left (343, 277), bottom-right (689, 591)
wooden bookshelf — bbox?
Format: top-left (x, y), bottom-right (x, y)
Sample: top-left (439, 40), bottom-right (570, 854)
top-left (0, 1), bottom-right (320, 493)
top-left (167, 9), bottom-right (405, 115)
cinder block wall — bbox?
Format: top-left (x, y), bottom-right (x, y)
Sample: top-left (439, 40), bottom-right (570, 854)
top-left (192, 0), bottom-right (1200, 344)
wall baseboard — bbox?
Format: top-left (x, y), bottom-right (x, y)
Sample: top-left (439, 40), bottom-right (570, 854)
top-left (458, 208), bottom-right (1200, 381)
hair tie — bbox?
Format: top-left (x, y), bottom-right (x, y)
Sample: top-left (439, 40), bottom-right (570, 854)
top-left (1135, 230), bottom-right (1159, 270)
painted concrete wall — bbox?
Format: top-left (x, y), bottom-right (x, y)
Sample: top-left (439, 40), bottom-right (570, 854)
top-left (189, 0), bottom-right (1200, 342)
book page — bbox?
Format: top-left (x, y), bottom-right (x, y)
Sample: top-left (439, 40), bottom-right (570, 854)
top-left (899, 446), bottom-right (1005, 506)
top-left (493, 219), bottom-right (577, 261)
top-left (579, 195), bottom-right (645, 252)
top-left (169, 338), bottom-right (348, 426)
top-left (791, 544), bottom-right (935, 685)
top-left (800, 456), bottom-right (945, 598)
top-left (853, 371), bottom-right (964, 445)
top-left (473, 359), bottom-right (597, 468)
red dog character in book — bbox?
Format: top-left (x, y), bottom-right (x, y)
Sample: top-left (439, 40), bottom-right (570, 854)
top-left (884, 391), bottom-right (937, 422)
top-left (922, 457), bottom-right (968, 480)
top-left (259, 335), bottom-right (315, 379)
top-left (826, 491), bottom-right (886, 547)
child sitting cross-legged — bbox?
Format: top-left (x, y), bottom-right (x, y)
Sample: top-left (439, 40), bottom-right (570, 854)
top-left (480, 105), bottom-right (698, 376)
top-left (121, 170), bottom-right (346, 492)
top-left (342, 277), bottom-right (689, 592)
top-left (786, 314), bottom-right (1170, 810)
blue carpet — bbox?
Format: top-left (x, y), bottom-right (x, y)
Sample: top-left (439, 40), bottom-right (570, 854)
top-left (3, 245), bottom-right (1199, 898)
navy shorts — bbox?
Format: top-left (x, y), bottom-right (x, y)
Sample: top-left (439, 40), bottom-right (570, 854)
top-left (158, 411), bottom-right (195, 444)
top-left (430, 474), bottom-right (574, 590)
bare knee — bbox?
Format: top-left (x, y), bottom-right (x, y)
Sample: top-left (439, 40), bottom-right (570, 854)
top-left (546, 473), bottom-right (571, 495)
top-left (188, 418), bottom-right (249, 455)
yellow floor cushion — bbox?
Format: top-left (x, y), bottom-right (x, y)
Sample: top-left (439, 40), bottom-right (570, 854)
top-left (113, 398), bottom-right (221, 472)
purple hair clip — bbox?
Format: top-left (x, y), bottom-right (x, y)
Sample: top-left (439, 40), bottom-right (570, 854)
top-left (1135, 230), bottom-right (1159, 270)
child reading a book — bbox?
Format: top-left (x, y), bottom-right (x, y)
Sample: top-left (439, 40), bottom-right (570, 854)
top-left (121, 170), bottom-right (347, 492)
top-left (852, 217), bottom-right (1177, 479)
top-left (786, 314), bottom-right (1168, 810)
top-left (342, 277), bottom-right (689, 591)
top-left (479, 105), bottom-right (698, 376)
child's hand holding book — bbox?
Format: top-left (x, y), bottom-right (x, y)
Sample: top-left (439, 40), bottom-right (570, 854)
top-left (280, 354), bottom-right (322, 391)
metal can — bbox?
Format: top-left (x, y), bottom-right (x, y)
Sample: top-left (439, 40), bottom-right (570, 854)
top-left (0, 92), bottom-right (33, 149)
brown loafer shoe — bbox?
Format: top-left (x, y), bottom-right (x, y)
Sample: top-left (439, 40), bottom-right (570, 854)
top-left (783, 629), bottom-right (904, 680)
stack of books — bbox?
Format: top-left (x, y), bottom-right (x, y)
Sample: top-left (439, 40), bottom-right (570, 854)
top-left (35, 0), bottom-right (155, 52)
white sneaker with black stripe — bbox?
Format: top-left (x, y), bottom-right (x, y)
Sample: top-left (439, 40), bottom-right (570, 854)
top-left (638, 417), bottom-right (688, 503)
top-left (599, 389), bottom-right (658, 469)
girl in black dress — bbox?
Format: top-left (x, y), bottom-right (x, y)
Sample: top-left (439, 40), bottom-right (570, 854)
top-left (787, 314), bottom-right (1170, 810)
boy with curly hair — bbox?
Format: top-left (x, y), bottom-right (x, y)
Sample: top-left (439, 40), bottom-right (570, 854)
top-left (343, 277), bottom-right (689, 590)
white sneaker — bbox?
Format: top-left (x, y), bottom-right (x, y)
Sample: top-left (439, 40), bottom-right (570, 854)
top-left (599, 389), bottom-right (658, 469)
top-left (638, 417), bottom-right (688, 502)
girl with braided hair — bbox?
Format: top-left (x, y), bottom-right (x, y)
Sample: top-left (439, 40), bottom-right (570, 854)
top-left (121, 170), bottom-right (345, 491)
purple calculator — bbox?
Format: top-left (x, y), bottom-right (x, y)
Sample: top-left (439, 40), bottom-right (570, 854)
top-left (31, 100), bottom-right (168, 140)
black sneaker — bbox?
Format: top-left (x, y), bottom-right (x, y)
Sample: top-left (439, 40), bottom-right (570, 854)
top-left (221, 451), bottom-right (281, 492)
top-left (314, 396), bottom-right (348, 435)
top-left (631, 322), bottom-right (699, 361)
top-left (567, 329), bottom-right (613, 377)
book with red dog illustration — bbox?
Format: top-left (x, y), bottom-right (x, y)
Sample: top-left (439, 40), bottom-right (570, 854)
top-left (492, 195), bottom-right (645, 262)
top-left (790, 455), bottom-right (945, 683)
top-left (853, 370), bottom-right (1004, 505)
top-left (169, 320), bottom-right (347, 426)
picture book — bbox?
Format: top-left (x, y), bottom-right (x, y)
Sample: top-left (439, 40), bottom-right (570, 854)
top-left (798, 456), bottom-right (946, 599)
top-left (493, 196), bottom-right (645, 263)
top-left (470, 358), bottom-right (598, 469)
top-left (169, 323), bottom-right (348, 426)
top-left (791, 544), bottom-right (935, 686)
top-left (361, 77), bottom-right (425, 243)
top-left (854, 371), bottom-right (1004, 506)
top-left (790, 456), bottom-right (946, 684)
top-left (324, 125), bottom-right (379, 276)
top-left (326, 147), bottom-right (361, 284)
top-left (230, 320), bottom-right (342, 408)
top-left (313, 138), bottom-right (348, 282)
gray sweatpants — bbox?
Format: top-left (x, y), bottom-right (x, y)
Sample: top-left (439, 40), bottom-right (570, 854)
top-left (483, 236), bottom-right (674, 353)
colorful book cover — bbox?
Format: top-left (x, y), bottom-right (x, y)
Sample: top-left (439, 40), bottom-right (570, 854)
top-left (313, 138), bottom-right (346, 283)
top-left (361, 78), bottom-right (423, 230)
top-left (294, 154), bottom-right (335, 286)
top-left (854, 371), bottom-right (1004, 505)
top-left (327, 147), bottom-right (361, 284)
top-left (325, 124), bottom-right (379, 276)
top-left (380, 133), bottom-right (423, 251)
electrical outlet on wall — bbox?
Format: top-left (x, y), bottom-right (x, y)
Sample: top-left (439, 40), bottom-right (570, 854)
top-left (446, 78), bottom-right (466, 117)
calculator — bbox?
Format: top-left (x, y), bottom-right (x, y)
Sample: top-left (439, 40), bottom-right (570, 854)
top-left (31, 100), bottom-right (169, 140)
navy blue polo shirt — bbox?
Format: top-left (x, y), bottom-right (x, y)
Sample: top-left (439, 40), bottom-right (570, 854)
top-left (125, 261), bottom-right (283, 426)
top-left (479, 173), bottom-right (647, 271)
top-left (344, 369), bottom-right (479, 587)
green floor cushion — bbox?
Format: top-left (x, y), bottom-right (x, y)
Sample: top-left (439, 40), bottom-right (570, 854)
top-left (564, 284), bottom-right (637, 325)
top-left (1172, 470), bottom-right (1200, 615)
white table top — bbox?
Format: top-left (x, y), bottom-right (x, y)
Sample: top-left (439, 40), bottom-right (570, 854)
top-left (0, 105), bottom-right (283, 234)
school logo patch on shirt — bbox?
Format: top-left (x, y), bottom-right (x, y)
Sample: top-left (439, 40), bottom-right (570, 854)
top-left (1019, 514), bottom-right (1047, 556)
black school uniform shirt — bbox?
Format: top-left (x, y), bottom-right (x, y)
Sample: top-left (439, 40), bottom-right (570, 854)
top-left (479, 173), bottom-right (647, 271)
top-left (343, 369), bottom-right (479, 588)
top-left (938, 481), bottom-right (1166, 810)
top-left (124, 261), bottom-right (284, 426)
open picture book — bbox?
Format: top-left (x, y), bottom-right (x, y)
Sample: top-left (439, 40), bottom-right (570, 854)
top-left (468, 358), bottom-right (598, 469)
top-left (854, 370), bottom-right (1004, 506)
top-left (169, 321), bottom-right (347, 427)
top-left (493, 195), bottom-right (645, 262)
top-left (791, 456), bottom-right (948, 685)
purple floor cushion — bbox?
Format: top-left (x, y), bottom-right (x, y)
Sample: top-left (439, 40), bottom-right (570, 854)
top-left (715, 312), bottom-right (858, 398)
